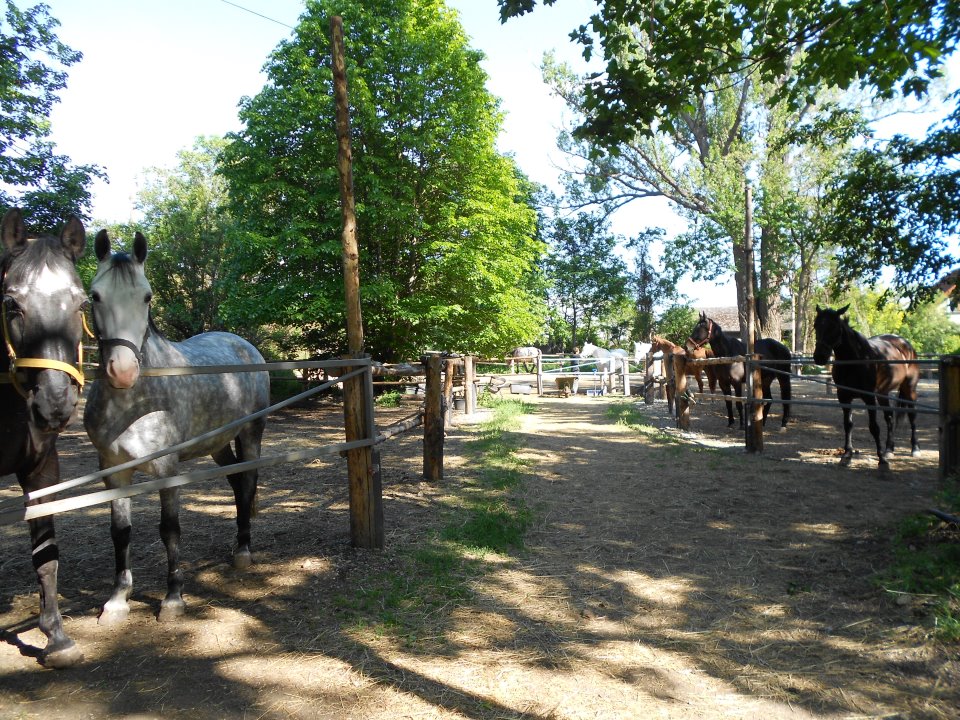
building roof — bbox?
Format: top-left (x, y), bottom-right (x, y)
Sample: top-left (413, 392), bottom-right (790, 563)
top-left (695, 306), bottom-right (741, 333)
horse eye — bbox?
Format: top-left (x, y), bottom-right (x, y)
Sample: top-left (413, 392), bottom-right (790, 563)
top-left (3, 295), bottom-right (21, 314)
top-left (90, 291), bottom-right (101, 303)
top-left (144, 292), bottom-right (153, 304)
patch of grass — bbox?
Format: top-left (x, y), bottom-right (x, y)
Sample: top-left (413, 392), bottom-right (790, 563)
top-left (878, 478), bottom-right (960, 639)
top-left (606, 401), bottom-right (683, 445)
top-left (334, 397), bottom-right (533, 646)
top-left (375, 389), bottom-right (403, 407)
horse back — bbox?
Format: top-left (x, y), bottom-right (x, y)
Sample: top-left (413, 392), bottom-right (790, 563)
top-left (85, 331), bottom-right (270, 468)
top-left (870, 334), bottom-right (919, 396)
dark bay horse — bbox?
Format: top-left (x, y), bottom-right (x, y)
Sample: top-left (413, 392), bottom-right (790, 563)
top-left (83, 230), bottom-right (270, 624)
top-left (812, 305), bottom-right (919, 467)
top-left (1, 209), bottom-right (87, 667)
top-left (687, 313), bottom-right (792, 429)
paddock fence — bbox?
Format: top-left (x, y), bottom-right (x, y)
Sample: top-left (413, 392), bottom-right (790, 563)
top-left (671, 352), bottom-right (960, 478)
top-left (0, 353), bottom-right (470, 549)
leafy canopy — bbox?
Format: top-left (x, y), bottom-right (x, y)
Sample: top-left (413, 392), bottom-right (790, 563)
top-left (220, 0), bottom-right (546, 360)
top-left (0, 0), bottom-right (104, 228)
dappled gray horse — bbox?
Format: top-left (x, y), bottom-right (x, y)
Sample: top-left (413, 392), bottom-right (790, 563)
top-left (84, 229), bottom-right (270, 624)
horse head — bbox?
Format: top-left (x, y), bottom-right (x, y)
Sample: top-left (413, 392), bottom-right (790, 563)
top-left (688, 313), bottom-right (716, 350)
top-left (90, 229), bottom-right (152, 389)
top-left (1, 209), bottom-right (87, 433)
top-left (812, 305), bottom-right (849, 365)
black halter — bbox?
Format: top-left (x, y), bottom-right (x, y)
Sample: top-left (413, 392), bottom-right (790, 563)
top-left (90, 309), bottom-right (151, 365)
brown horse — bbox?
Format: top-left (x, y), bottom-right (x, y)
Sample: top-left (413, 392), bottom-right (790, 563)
top-left (649, 335), bottom-right (717, 415)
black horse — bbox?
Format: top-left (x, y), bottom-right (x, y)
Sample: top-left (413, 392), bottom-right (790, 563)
top-left (812, 305), bottom-right (920, 468)
top-left (687, 313), bottom-right (793, 429)
top-left (0, 209), bottom-right (87, 667)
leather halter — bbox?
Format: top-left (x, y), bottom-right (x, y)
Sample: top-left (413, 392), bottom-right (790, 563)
top-left (90, 307), bottom-right (151, 366)
top-left (687, 318), bottom-right (714, 351)
top-left (1, 301), bottom-right (93, 398)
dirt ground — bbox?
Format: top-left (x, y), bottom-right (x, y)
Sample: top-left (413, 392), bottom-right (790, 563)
top-left (1, 376), bottom-right (958, 719)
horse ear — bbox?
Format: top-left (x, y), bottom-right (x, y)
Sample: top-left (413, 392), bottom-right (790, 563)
top-left (837, 304), bottom-right (849, 316)
top-left (133, 232), bottom-right (148, 264)
top-left (95, 230), bottom-right (111, 261)
top-left (1, 208), bottom-right (27, 252)
top-left (60, 216), bottom-right (86, 261)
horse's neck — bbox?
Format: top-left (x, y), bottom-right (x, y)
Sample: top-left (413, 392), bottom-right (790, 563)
top-left (835, 324), bottom-right (872, 360)
top-left (142, 332), bottom-right (178, 366)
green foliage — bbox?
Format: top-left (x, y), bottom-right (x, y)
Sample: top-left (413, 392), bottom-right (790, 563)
top-left (654, 305), bottom-right (698, 345)
top-left (505, 0), bottom-right (958, 310)
top-left (374, 389), bottom-right (402, 407)
top-left (540, 203), bottom-right (629, 349)
top-left (0, 0), bottom-right (104, 226)
top-left (134, 136), bottom-right (238, 340)
top-left (219, 0), bottom-right (546, 361)
top-left (880, 480), bottom-right (960, 640)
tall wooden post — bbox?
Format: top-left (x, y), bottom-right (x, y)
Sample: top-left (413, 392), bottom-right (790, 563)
top-left (940, 355), bottom-right (960, 480)
top-left (443, 358), bottom-right (455, 430)
top-left (464, 355), bottom-right (476, 416)
top-left (621, 357), bottom-right (631, 396)
top-left (748, 355), bottom-right (764, 453)
top-left (535, 353), bottom-right (544, 395)
top-left (423, 355), bottom-right (444, 481)
top-left (743, 184), bottom-right (761, 454)
top-left (331, 16), bottom-right (382, 549)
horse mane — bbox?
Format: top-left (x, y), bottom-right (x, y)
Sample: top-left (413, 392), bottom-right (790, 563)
top-left (839, 315), bottom-right (880, 358)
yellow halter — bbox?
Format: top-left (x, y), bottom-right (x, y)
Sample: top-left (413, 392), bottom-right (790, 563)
top-left (2, 302), bottom-right (94, 398)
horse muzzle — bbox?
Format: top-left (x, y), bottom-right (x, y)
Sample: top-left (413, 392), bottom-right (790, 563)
top-left (30, 369), bottom-right (80, 432)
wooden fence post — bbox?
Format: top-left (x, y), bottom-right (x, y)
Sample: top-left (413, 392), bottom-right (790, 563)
top-left (745, 354), bottom-right (764, 453)
top-left (423, 355), bottom-right (444, 482)
top-left (940, 355), bottom-right (960, 480)
top-left (536, 353), bottom-right (544, 395)
top-left (443, 358), bottom-right (455, 430)
top-left (674, 353), bottom-right (689, 430)
top-left (331, 16), bottom-right (381, 549)
top-left (464, 355), bottom-right (476, 416)
top-left (621, 357), bottom-right (631, 397)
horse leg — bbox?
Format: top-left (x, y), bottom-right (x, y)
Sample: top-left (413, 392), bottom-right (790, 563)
top-left (214, 417), bottom-right (265, 570)
top-left (721, 381), bottom-right (736, 427)
top-left (157, 485), bottom-right (185, 621)
top-left (695, 370), bottom-right (704, 394)
top-left (21, 454), bottom-right (83, 668)
top-left (840, 406), bottom-right (855, 466)
top-left (880, 398), bottom-right (896, 460)
top-left (783, 375), bottom-right (792, 428)
top-left (100, 467), bottom-right (135, 625)
top-left (865, 402), bottom-right (888, 468)
top-left (899, 388), bottom-right (921, 456)
top-left (761, 379), bottom-right (773, 426)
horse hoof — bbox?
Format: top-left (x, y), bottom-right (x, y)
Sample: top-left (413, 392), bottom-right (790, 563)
top-left (43, 640), bottom-right (84, 669)
top-left (233, 549), bottom-right (253, 570)
top-left (778, 425), bottom-right (788, 433)
top-left (839, 454), bottom-right (852, 467)
top-left (158, 599), bottom-right (185, 622)
top-left (912, 448), bottom-right (921, 457)
top-left (98, 605), bottom-right (129, 626)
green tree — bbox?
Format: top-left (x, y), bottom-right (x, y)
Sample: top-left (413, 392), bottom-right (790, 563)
top-left (135, 137), bottom-right (237, 340)
top-left (219, 0), bottom-right (545, 361)
top-left (500, 0), bottom-right (958, 305)
top-left (0, 0), bottom-right (104, 227)
top-left (542, 208), bottom-right (628, 350)
top-left (654, 305), bottom-right (698, 346)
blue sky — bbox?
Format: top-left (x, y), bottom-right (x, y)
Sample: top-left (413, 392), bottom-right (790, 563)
top-left (40, 0), bottom-right (957, 308)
